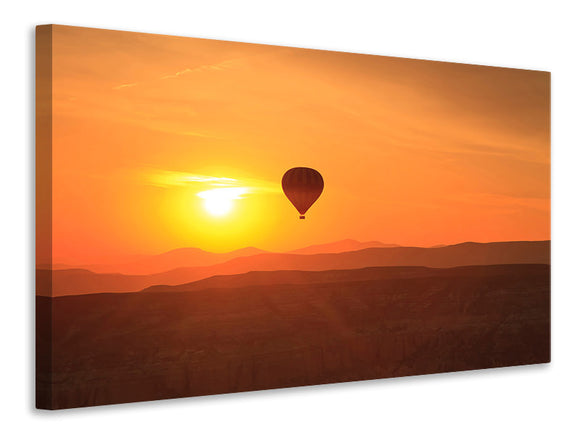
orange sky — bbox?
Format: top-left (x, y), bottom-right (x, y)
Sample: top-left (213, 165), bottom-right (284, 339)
top-left (40, 25), bottom-right (550, 264)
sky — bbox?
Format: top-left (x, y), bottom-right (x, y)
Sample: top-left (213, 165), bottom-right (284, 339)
top-left (40, 25), bottom-right (550, 264)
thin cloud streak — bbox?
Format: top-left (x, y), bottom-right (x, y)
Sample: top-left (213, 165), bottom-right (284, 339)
top-left (160, 59), bottom-right (240, 80)
top-left (113, 83), bottom-right (138, 90)
top-left (143, 169), bottom-right (281, 195)
top-left (112, 59), bottom-right (240, 91)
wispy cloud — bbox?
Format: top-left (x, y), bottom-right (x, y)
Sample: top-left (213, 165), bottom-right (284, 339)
top-left (160, 59), bottom-right (240, 80)
top-left (112, 83), bottom-right (138, 90)
top-left (160, 68), bottom-right (193, 80)
top-left (143, 169), bottom-right (281, 195)
top-left (197, 187), bottom-right (249, 201)
top-left (112, 59), bottom-right (240, 90)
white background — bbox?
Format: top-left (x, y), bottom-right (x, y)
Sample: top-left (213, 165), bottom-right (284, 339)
top-left (1, 1), bottom-right (579, 433)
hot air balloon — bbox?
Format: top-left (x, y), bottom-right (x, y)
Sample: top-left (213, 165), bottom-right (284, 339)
top-left (282, 167), bottom-right (324, 219)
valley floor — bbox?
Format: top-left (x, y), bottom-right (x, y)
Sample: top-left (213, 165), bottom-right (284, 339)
top-left (36, 264), bottom-right (550, 409)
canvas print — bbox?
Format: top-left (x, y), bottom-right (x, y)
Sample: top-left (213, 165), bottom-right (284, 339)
top-left (36, 25), bottom-right (550, 410)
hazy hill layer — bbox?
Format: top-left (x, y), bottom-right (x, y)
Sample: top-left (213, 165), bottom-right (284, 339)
top-left (38, 240), bottom-right (550, 296)
top-left (289, 239), bottom-right (399, 255)
top-left (143, 264), bottom-right (537, 293)
top-left (36, 263), bottom-right (550, 409)
top-left (51, 247), bottom-right (267, 275)
top-left (144, 266), bottom-right (436, 293)
top-left (50, 240), bottom-right (397, 274)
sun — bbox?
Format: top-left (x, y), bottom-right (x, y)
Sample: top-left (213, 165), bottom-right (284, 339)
top-left (197, 187), bottom-right (247, 217)
top-left (203, 196), bottom-right (233, 216)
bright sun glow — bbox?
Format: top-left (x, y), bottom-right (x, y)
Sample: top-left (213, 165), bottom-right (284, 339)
top-left (197, 187), bottom-right (248, 217)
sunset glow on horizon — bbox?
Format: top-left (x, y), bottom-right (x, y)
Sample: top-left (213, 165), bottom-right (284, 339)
top-left (38, 25), bottom-right (550, 265)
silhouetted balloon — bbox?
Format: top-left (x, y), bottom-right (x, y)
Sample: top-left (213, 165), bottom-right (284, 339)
top-left (282, 167), bottom-right (324, 219)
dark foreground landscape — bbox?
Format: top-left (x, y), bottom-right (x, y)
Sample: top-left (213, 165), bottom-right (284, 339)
top-left (37, 263), bottom-right (550, 409)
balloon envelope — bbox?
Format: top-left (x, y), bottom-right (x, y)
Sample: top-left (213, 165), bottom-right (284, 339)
top-left (282, 167), bottom-right (324, 219)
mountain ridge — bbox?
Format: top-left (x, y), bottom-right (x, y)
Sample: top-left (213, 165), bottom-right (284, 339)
top-left (37, 240), bottom-right (550, 297)
top-left (288, 239), bottom-right (400, 255)
top-left (51, 246), bottom-right (268, 275)
top-left (143, 263), bottom-right (549, 294)
top-left (49, 240), bottom-right (402, 274)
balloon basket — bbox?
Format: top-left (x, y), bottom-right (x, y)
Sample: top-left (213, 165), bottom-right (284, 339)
top-left (299, 216), bottom-right (305, 219)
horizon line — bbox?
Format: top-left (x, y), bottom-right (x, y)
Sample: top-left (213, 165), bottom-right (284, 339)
top-left (43, 238), bottom-right (551, 268)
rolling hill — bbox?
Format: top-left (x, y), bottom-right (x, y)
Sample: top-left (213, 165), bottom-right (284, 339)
top-left (38, 240), bottom-right (550, 296)
top-left (288, 239), bottom-right (399, 255)
top-left (143, 264), bottom-right (539, 293)
top-left (50, 240), bottom-right (397, 274)
top-left (37, 263), bottom-right (550, 409)
top-left (50, 246), bottom-right (268, 275)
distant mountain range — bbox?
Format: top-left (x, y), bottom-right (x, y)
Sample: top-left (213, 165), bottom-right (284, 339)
top-left (50, 247), bottom-right (268, 275)
top-left (143, 263), bottom-right (543, 294)
top-left (37, 240), bottom-right (550, 297)
top-left (288, 239), bottom-right (399, 255)
top-left (49, 239), bottom-right (400, 274)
